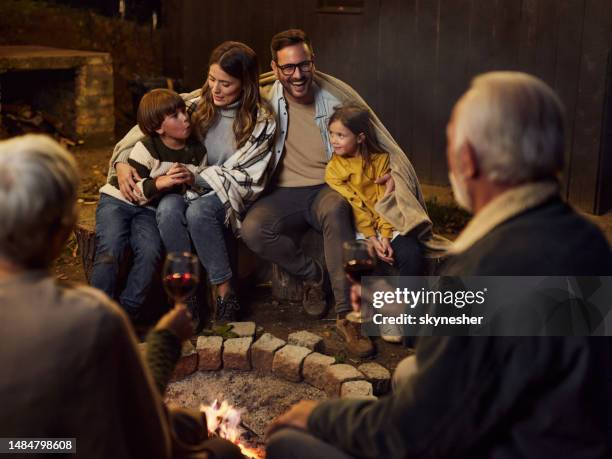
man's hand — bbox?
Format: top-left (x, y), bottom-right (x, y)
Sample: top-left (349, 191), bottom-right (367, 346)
top-left (154, 304), bottom-right (193, 342)
top-left (266, 400), bottom-right (319, 438)
top-left (375, 172), bottom-right (395, 197)
top-left (116, 163), bottom-right (143, 202)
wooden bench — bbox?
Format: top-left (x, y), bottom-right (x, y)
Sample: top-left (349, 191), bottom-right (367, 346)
top-left (73, 203), bottom-right (269, 323)
top-left (73, 204), bottom-right (211, 324)
top-left (74, 204), bottom-right (447, 316)
top-left (268, 228), bottom-right (448, 304)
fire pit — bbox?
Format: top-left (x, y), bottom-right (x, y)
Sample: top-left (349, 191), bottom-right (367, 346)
top-left (159, 324), bottom-right (391, 458)
top-left (167, 370), bottom-right (326, 457)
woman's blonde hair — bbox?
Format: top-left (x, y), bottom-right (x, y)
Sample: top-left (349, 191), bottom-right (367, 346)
top-left (192, 41), bottom-right (269, 148)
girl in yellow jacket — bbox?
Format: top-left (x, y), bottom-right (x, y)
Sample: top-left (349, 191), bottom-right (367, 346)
top-left (325, 103), bottom-right (423, 277)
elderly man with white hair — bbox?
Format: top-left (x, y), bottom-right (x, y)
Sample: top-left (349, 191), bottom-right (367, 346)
top-left (0, 135), bottom-right (242, 459)
top-left (442, 71), bottom-right (611, 275)
top-left (265, 72), bottom-right (612, 459)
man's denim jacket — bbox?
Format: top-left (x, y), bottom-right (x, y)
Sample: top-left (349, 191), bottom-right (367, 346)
top-left (265, 80), bottom-right (342, 169)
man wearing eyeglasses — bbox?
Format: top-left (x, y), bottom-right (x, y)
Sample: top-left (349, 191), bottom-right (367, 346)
top-left (242, 29), bottom-right (429, 358)
top-left (242, 28), bottom-right (375, 356)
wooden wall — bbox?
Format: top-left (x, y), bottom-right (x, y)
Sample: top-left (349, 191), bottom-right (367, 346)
top-left (163, 0), bottom-right (612, 214)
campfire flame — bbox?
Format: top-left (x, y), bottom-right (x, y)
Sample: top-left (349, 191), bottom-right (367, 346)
top-left (200, 399), bottom-right (262, 459)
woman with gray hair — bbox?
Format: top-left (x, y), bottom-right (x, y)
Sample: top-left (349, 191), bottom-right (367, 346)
top-left (0, 135), bottom-right (241, 458)
top-left (0, 134), bottom-right (79, 269)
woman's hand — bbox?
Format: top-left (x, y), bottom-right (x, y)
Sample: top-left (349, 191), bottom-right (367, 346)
top-left (116, 163), bottom-right (143, 202)
top-left (154, 304), bottom-right (193, 342)
top-left (369, 236), bottom-right (394, 265)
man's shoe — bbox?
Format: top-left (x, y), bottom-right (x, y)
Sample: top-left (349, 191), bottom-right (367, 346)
top-left (215, 293), bottom-right (240, 323)
top-left (336, 317), bottom-right (375, 358)
top-left (302, 260), bottom-right (331, 319)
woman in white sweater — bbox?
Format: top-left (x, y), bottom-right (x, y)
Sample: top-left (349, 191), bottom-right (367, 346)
top-left (110, 41), bottom-right (277, 323)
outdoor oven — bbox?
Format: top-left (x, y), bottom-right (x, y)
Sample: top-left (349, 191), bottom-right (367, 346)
top-left (0, 45), bottom-right (114, 143)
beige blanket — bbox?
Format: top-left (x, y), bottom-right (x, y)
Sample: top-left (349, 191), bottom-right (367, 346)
top-left (261, 70), bottom-right (449, 255)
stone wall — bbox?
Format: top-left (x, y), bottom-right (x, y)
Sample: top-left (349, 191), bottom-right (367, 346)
top-left (74, 52), bottom-right (114, 140)
top-left (0, 0), bottom-right (163, 137)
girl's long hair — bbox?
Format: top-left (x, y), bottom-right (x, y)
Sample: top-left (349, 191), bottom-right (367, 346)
top-left (192, 41), bottom-right (268, 148)
top-left (329, 103), bottom-right (385, 177)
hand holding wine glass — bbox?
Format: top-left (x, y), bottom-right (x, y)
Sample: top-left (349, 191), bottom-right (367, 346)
top-left (154, 304), bottom-right (193, 342)
top-left (343, 240), bottom-right (376, 323)
top-left (163, 252), bottom-right (199, 307)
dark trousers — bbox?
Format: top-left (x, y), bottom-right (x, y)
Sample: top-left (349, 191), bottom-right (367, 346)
top-left (241, 185), bottom-right (354, 315)
top-left (266, 428), bottom-right (355, 459)
top-left (391, 233), bottom-right (423, 275)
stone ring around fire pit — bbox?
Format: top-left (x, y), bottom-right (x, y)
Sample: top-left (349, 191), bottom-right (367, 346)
top-left (140, 323), bottom-right (392, 457)
top-left (153, 323), bottom-right (392, 398)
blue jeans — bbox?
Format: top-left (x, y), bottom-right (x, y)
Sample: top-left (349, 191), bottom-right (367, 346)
top-left (156, 193), bottom-right (232, 285)
top-left (90, 194), bottom-right (163, 315)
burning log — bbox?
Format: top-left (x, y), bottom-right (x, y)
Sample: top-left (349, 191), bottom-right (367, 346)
top-left (200, 400), bottom-right (264, 459)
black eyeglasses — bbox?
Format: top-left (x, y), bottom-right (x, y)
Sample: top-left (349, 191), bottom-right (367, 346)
top-left (275, 60), bottom-right (314, 76)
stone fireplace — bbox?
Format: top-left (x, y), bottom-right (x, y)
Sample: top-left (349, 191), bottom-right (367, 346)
top-left (0, 45), bottom-right (114, 142)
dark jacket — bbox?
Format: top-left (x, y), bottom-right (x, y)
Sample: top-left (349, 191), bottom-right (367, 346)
top-left (308, 198), bottom-right (612, 458)
top-left (442, 198), bottom-right (612, 276)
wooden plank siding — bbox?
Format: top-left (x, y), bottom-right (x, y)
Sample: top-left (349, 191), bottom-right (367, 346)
top-left (163, 0), bottom-right (612, 213)
top-left (568, 0), bottom-right (612, 212)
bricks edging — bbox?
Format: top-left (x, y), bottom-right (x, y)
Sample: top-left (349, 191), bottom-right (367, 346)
top-left (163, 322), bottom-right (390, 398)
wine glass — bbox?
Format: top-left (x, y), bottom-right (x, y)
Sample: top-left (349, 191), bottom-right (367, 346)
top-left (163, 252), bottom-right (200, 306)
top-left (343, 240), bottom-right (376, 323)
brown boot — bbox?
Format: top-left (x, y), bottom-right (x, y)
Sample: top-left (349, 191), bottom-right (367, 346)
top-left (336, 317), bottom-right (375, 358)
top-left (302, 259), bottom-right (331, 319)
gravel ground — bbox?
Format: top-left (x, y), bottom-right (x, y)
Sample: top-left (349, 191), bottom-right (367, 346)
top-left (165, 370), bottom-right (327, 451)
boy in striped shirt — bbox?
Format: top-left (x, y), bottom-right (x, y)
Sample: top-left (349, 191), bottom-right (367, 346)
top-left (92, 89), bottom-right (205, 323)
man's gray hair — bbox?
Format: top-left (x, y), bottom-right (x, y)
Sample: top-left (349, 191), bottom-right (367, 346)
top-left (0, 134), bottom-right (79, 268)
top-left (453, 71), bottom-right (565, 184)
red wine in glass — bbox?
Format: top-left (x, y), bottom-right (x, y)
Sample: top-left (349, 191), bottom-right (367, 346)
top-left (343, 240), bottom-right (376, 324)
top-left (344, 258), bottom-right (375, 283)
top-left (163, 252), bottom-right (200, 305)
top-left (163, 272), bottom-right (199, 301)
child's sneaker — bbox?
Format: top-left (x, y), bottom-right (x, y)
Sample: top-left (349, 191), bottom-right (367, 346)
top-left (379, 321), bottom-right (403, 344)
